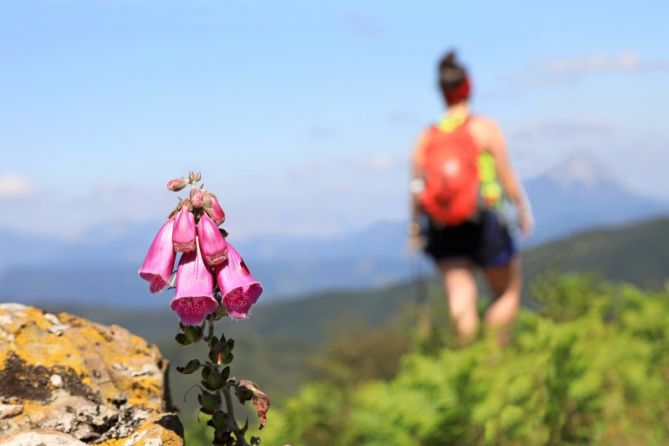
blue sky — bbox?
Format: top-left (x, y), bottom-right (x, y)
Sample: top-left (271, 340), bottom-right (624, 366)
top-left (1, 0), bottom-right (668, 239)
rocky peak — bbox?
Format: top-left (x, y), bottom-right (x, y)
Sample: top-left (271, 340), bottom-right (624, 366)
top-left (546, 151), bottom-right (618, 190)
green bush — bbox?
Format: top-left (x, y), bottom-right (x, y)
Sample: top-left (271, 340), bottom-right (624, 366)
top-left (263, 277), bottom-right (669, 445)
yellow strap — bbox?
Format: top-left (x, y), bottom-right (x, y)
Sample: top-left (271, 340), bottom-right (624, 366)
top-left (437, 113), bottom-right (468, 133)
top-left (438, 114), bottom-right (503, 207)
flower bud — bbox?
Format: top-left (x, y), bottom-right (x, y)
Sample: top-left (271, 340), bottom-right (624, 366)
top-left (173, 208), bottom-right (196, 252)
top-left (203, 191), bottom-right (225, 225)
top-left (167, 177), bottom-right (188, 192)
top-left (197, 213), bottom-right (228, 266)
top-left (177, 198), bottom-right (192, 211)
top-left (189, 171), bottom-right (202, 183)
top-left (202, 191), bottom-right (213, 209)
top-left (209, 193), bottom-right (226, 225)
top-left (190, 188), bottom-right (205, 208)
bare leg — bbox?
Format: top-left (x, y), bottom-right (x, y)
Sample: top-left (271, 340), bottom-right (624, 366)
top-left (483, 257), bottom-right (522, 345)
top-left (439, 259), bottom-right (479, 345)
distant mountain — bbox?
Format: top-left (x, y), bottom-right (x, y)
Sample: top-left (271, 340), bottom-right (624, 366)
top-left (64, 215), bottom-right (669, 344)
top-left (524, 153), bottom-right (669, 245)
top-left (0, 154), bottom-right (666, 303)
top-left (0, 221), bottom-right (161, 269)
top-left (0, 219), bottom-right (414, 305)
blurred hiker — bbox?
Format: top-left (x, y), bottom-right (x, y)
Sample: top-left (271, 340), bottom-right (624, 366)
top-left (409, 51), bottom-right (533, 345)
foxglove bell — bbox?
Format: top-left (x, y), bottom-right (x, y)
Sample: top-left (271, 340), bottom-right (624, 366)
top-left (170, 243), bottom-right (218, 325)
top-left (215, 243), bottom-right (262, 319)
top-left (190, 187), bottom-right (205, 208)
top-left (197, 213), bottom-right (228, 266)
top-left (138, 218), bottom-right (176, 293)
top-left (208, 193), bottom-right (226, 225)
top-left (173, 208), bottom-right (196, 252)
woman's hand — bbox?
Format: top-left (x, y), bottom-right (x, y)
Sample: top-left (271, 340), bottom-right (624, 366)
top-left (518, 208), bottom-right (534, 238)
top-left (407, 234), bottom-right (425, 253)
top-left (406, 221), bottom-right (425, 253)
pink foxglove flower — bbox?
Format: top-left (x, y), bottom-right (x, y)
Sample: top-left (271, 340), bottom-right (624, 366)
top-left (171, 244), bottom-right (218, 325)
top-left (167, 177), bottom-right (188, 191)
top-left (236, 380), bottom-right (270, 430)
top-left (139, 218), bottom-right (176, 293)
top-left (197, 213), bottom-right (228, 266)
top-left (173, 208), bottom-right (196, 252)
top-left (190, 187), bottom-right (205, 208)
top-left (215, 243), bottom-right (263, 319)
top-left (209, 193), bottom-right (226, 225)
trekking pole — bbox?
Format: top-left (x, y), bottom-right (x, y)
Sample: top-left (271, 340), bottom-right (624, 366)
top-left (413, 256), bottom-right (431, 339)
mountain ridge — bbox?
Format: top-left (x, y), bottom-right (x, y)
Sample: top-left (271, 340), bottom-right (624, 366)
top-left (0, 154), bottom-right (667, 303)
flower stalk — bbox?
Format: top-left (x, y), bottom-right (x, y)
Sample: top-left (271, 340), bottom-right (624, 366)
top-left (139, 172), bottom-right (268, 445)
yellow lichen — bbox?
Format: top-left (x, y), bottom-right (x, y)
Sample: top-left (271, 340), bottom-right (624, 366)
top-left (98, 416), bottom-right (183, 446)
top-left (0, 305), bottom-right (182, 445)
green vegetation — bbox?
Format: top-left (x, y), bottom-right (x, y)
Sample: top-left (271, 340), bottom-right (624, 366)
top-left (261, 276), bottom-right (669, 445)
top-left (522, 217), bottom-right (669, 291)
top-left (55, 218), bottom-right (669, 443)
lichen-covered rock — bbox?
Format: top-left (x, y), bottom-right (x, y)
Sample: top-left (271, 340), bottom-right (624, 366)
top-left (0, 304), bottom-right (183, 445)
top-left (0, 429), bottom-right (89, 445)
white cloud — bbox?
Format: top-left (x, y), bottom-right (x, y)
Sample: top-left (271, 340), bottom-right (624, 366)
top-left (0, 180), bottom-right (173, 240)
top-left (508, 119), bottom-right (616, 140)
top-left (363, 153), bottom-right (397, 173)
top-left (0, 173), bottom-right (34, 198)
top-left (290, 153), bottom-right (401, 179)
top-left (510, 52), bottom-right (669, 85)
top-left (545, 52), bottom-right (642, 76)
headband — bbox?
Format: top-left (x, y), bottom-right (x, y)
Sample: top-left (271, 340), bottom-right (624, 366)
top-left (444, 77), bottom-right (471, 105)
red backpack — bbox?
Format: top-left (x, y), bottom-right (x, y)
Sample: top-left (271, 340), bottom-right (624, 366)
top-left (419, 121), bottom-right (479, 225)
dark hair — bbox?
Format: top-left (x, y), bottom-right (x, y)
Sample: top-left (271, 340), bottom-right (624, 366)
top-left (438, 51), bottom-right (468, 95)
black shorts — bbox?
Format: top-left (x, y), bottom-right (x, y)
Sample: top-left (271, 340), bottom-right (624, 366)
top-left (423, 210), bottom-right (516, 268)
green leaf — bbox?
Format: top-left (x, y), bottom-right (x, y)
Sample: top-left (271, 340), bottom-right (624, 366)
top-left (210, 410), bottom-right (231, 430)
top-left (198, 389), bottom-right (221, 415)
top-left (176, 359), bottom-right (201, 374)
top-left (174, 333), bottom-right (192, 346)
top-left (208, 348), bottom-right (218, 363)
top-left (208, 337), bottom-right (233, 363)
top-left (183, 323), bottom-right (204, 343)
top-left (201, 365), bottom-right (225, 391)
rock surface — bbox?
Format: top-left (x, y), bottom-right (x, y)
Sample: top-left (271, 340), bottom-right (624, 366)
top-left (0, 304), bottom-right (183, 445)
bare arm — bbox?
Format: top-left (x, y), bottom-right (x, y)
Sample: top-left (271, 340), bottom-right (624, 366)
top-left (408, 130), bottom-right (430, 239)
top-left (474, 118), bottom-right (533, 235)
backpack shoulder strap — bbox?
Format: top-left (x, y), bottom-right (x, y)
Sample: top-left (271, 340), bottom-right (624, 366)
top-left (437, 112), bottom-right (470, 133)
